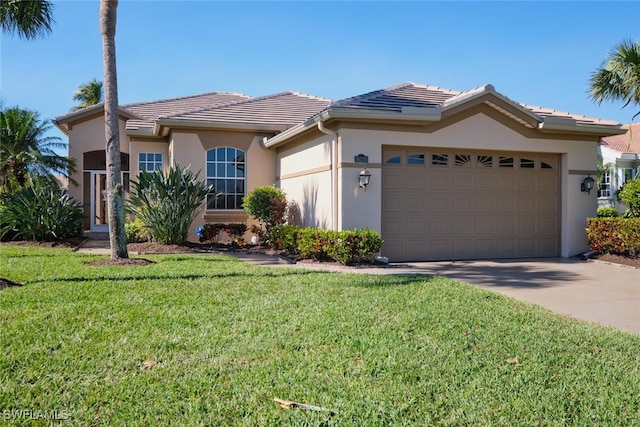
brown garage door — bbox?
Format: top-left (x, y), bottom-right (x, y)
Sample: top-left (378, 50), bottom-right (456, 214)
top-left (381, 147), bottom-right (559, 261)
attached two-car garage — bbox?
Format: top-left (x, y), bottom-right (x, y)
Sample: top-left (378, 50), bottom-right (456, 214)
top-left (381, 147), bottom-right (560, 262)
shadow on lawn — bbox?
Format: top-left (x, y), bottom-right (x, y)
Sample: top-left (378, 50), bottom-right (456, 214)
top-left (28, 268), bottom-right (338, 285)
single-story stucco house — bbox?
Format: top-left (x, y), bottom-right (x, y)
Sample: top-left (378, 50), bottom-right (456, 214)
top-left (54, 82), bottom-right (626, 262)
top-left (598, 122), bottom-right (640, 213)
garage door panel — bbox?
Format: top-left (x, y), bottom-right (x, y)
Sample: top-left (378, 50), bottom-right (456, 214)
top-left (382, 148), bottom-right (559, 261)
top-left (406, 217), bottom-right (427, 234)
top-left (429, 194), bottom-right (450, 213)
top-left (476, 197), bottom-right (494, 212)
top-left (538, 175), bottom-right (558, 192)
top-left (453, 198), bottom-right (474, 211)
top-left (430, 170), bottom-right (452, 190)
top-left (453, 218), bottom-right (474, 235)
top-left (517, 196), bottom-right (536, 213)
top-left (517, 175), bottom-right (533, 192)
top-left (475, 239), bottom-right (494, 258)
top-left (497, 175), bottom-right (517, 191)
top-left (453, 172), bottom-right (474, 191)
top-left (517, 218), bottom-right (536, 234)
top-left (406, 192), bottom-right (428, 211)
top-left (429, 239), bottom-right (453, 259)
top-left (475, 174), bottom-right (495, 191)
top-left (538, 217), bottom-right (558, 234)
top-left (475, 217), bottom-right (494, 234)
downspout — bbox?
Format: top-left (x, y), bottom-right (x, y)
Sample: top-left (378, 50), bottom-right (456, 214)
top-left (317, 121), bottom-right (339, 231)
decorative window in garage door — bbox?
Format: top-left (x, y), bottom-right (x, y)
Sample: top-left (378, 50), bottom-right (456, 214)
top-left (382, 148), bottom-right (557, 170)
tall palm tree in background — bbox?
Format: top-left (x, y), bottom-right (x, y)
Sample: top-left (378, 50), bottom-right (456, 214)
top-left (590, 39), bottom-right (640, 120)
top-left (0, 0), bottom-right (54, 39)
top-left (72, 78), bottom-right (103, 111)
top-left (0, 106), bottom-right (76, 194)
top-left (100, 0), bottom-right (128, 259)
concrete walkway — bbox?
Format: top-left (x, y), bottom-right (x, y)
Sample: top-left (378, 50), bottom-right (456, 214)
top-left (76, 240), bottom-right (639, 335)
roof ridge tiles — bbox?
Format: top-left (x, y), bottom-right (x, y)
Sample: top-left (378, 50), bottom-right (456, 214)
top-left (164, 91), bottom-right (331, 120)
top-left (123, 91), bottom-right (251, 109)
top-left (332, 82), bottom-right (462, 109)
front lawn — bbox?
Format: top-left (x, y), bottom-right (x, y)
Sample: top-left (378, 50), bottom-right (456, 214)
top-left (1, 246), bottom-right (638, 425)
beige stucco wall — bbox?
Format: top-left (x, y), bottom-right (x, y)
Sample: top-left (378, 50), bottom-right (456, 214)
top-left (128, 139), bottom-right (170, 178)
top-left (336, 112), bottom-right (599, 257)
top-left (66, 115), bottom-right (129, 204)
top-left (277, 135), bottom-right (334, 229)
top-left (168, 129), bottom-right (277, 241)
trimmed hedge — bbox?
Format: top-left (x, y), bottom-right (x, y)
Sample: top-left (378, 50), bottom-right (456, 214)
top-left (271, 225), bottom-right (384, 265)
top-left (586, 218), bottom-right (640, 257)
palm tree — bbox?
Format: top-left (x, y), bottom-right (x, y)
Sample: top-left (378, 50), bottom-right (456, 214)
top-left (0, 106), bottom-right (77, 194)
top-left (589, 39), bottom-right (640, 120)
top-left (0, 0), bottom-right (54, 39)
top-left (72, 78), bottom-right (103, 111)
top-left (100, 0), bottom-right (128, 259)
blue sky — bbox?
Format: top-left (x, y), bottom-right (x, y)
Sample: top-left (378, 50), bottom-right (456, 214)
top-left (2, 0), bottom-right (639, 146)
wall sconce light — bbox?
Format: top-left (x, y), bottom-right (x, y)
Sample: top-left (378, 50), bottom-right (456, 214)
top-left (581, 175), bottom-right (595, 194)
top-left (359, 168), bottom-right (371, 190)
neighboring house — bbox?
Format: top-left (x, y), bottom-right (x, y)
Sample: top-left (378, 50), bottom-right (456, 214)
top-left (54, 82), bottom-right (625, 262)
top-left (598, 122), bottom-right (640, 213)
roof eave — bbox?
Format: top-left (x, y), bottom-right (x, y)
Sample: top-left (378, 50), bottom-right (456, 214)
top-left (538, 120), bottom-right (627, 137)
top-left (154, 118), bottom-right (288, 137)
top-left (263, 107), bottom-right (442, 148)
top-left (53, 104), bottom-right (141, 135)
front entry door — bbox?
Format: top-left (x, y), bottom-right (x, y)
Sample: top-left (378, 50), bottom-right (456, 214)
top-left (90, 172), bottom-right (109, 232)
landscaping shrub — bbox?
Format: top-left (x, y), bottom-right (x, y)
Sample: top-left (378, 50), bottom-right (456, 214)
top-left (586, 217), bottom-right (640, 257)
top-left (127, 164), bottom-right (214, 245)
top-left (617, 178), bottom-right (640, 217)
top-left (243, 185), bottom-right (287, 243)
top-left (125, 217), bottom-right (150, 243)
top-left (297, 227), bottom-right (333, 260)
top-left (0, 182), bottom-right (83, 241)
top-left (270, 225), bottom-right (302, 252)
top-left (330, 228), bottom-right (384, 265)
top-left (226, 223), bottom-right (248, 246)
top-left (596, 207), bottom-right (619, 218)
top-left (272, 225), bottom-right (384, 265)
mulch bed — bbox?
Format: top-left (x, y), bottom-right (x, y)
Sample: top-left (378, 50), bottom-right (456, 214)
top-left (591, 253), bottom-right (640, 269)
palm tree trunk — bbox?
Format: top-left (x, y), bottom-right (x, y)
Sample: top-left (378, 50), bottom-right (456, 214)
top-left (100, 0), bottom-right (128, 259)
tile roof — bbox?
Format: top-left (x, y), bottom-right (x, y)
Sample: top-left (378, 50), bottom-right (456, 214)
top-left (332, 82), bottom-right (621, 127)
top-left (331, 82), bottom-right (460, 111)
top-left (601, 122), bottom-right (640, 153)
top-left (164, 92), bottom-right (331, 127)
top-left (124, 92), bottom-right (251, 131)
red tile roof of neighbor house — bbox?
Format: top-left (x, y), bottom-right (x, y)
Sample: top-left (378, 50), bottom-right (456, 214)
top-left (601, 122), bottom-right (640, 153)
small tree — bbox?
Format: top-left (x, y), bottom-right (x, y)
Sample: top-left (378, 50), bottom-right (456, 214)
top-left (127, 164), bottom-right (214, 245)
top-left (243, 185), bottom-right (287, 243)
top-left (617, 178), bottom-right (640, 217)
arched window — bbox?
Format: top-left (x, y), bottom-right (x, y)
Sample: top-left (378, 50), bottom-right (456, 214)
top-left (206, 147), bottom-right (245, 210)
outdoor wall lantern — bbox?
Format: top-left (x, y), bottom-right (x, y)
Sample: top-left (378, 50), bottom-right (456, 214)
top-left (581, 175), bottom-right (595, 194)
top-left (359, 168), bottom-right (372, 190)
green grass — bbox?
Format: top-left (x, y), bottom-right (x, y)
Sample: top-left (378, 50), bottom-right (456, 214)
top-left (1, 246), bottom-right (639, 426)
